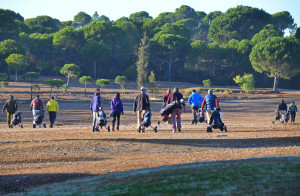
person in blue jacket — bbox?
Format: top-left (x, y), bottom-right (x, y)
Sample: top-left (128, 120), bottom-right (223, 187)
top-left (188, 89), bottom-right (203, 124)
top-left (90, 88), bottom-right (101, 132)
top-left (201, 89), bottom-right (220, 127)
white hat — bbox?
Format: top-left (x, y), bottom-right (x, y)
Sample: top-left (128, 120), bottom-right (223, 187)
top-left (141, 86), bottom-right (147, 91)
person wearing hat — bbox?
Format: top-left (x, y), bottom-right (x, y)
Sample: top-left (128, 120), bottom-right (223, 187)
top-left (288, 101), bottom-right (297, 123)
top-left (188, 89), bottom-right (203, 124)
top-left (201, 89), bottom-right (220, 127)
top-left (46, 96), bottom-right (59, 128)
top-left (133, 86), bottom-right (151, 132)
top-left (2, 95), bottom-right (18, 128)
top-left (90, 88), bottom-right (101, 132)
top-left (30, 95), bottom-right (44, 128)
top-left (168, 87), bottom-right (186, 133)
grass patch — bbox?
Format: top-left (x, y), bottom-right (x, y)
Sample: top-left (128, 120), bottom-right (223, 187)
top-left (26, 157), bottom-right (300, 196)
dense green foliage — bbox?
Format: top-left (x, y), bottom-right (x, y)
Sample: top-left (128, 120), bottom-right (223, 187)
top-left (250, 37), bottom-right (300, 91)
top-left (96, 79), bottom-right (110, 91)
top-left (79, 76), bottom-right (93, 96)
top-left (44, 79), bottom-right (64, 97)
top-left (233, 73), bottom-right (255, 93)
top-left (0, 5), bottom-right (299, 89)
top-left (60, 63), bottom-right (81, 85)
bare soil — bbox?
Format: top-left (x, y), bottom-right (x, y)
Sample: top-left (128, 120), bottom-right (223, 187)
top-left (0, 79), bottom-right (299, 194)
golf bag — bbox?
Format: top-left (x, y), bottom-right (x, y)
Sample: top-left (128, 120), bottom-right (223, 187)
top-left (275, 110), bottom-right (280, 120)
top-left (97, 110), bottom-right (110, 131)
top-left (12, 112), bottom-right (23, 128)
top-left (160, 99), bottom-right (185, 116)
top-left (141, 111), bottom-right (157, 133)
top-left (198, 109), bottom-right (205, 123)
top-left (285, 112), bottom-right (290, 123)
top-left (141, 111), bottom-right (151, 127)
top-left (207, 110), bottom-right (227, 132)
top-left (160, 101), bottom-right (177, 116)
top-left (35, 110), bottom-right (44, 125)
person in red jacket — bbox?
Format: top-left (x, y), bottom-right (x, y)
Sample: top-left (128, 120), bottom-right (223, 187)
top-left (30, 95), bottom-right (44, 128)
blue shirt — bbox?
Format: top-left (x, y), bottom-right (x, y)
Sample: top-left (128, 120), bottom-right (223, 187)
top-left (188, 92), bottom-right (203, 107)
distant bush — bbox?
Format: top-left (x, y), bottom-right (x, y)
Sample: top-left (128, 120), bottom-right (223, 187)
top-left (202, 79), bottom-right (211, 88)
top-left (233, 73), bottom-right (255, 93)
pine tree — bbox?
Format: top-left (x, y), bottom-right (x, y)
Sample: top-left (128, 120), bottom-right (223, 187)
top-left (137, 32), bottom-right (150, 88)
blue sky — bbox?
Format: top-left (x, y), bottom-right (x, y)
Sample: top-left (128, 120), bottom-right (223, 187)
top-left (1, 0), bottom-right (299, 27)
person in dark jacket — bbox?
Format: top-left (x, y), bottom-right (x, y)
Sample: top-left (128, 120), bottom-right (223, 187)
top-left (133, 86), bottom-right (150, 132)
top-left (167, 87), bottom-right (186, 133)
top-left (288, 101), bottom-right (297, 123)
top-left (90, 89), bottom-right (101, 132)
top-left (111, 93), bottom-right (124, 131)
top-left (278, 100), bottom-right (287, 123)
top-left (201, 89), bottom-right (220, 127)
top-left (2, 95), bottom-right (18, 128)
top-left (30, 95), bottom-right (44, 128)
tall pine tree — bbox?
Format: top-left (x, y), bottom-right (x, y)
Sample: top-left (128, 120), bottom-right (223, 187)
top-left (136, 32), bottom-right (150, 88)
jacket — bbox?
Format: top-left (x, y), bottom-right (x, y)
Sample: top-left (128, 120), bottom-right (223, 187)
top-left (168, 91), bottom-right (185, 109)
top-left (111, 97), bottom-right (123, 113)
top-left (188, 92), bottom-right (203, 107)
top-left (163, 93), bottom-right (170, 105)
top-left (90, 92), bottom-right (101, 112)
top-left (133, 91), bottom-right (150, 112)
top-left (278, 103), bottom-right (287, 111)
top-left (46, 100), bottom-right (59, 112)
top-left (201, 93), bottom-right (219, 111)
top-left (288, 103), bottom-right (297, 112)
top-left (3, 99), bottom-right (18, 114)
top-left (30, 98), bottom-right (43, 111)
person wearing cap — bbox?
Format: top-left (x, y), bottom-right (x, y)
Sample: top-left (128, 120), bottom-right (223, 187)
top-left (188, 89), bottom-right (203, 124)
top-left (46, 96), bottom-right (59, 128)
top-left (30, 95), bottom-right (44, 128)
top-left (90, 88), bottom-right (101, 132)
top-left (168, 87), bottom-right (186, 133)
top-left (2, 95), bottom-right (18, 128)
top-left (201, 89), bottom-right (220, 127)
top-left (278, 100), bottom-right (287, 123)
top-left (288, 101), bottom-right (298, 123)
top-left (133, 86), bottom-right (151, 132)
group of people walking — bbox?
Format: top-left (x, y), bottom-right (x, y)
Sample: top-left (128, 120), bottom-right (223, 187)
top-left (2, 95), bottom-right (59, 129)
top-left (1, 88), bottom-right (298, 130)
top-left (278, 99), bottom-right (298, 123)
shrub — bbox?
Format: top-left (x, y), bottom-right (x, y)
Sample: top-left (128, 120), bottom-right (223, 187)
top-left (233, 73), bottom-right (255, 93)
top-left (203, 79), bottom-right (211, 88)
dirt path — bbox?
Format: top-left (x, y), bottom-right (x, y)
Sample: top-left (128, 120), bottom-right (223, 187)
top-left (0, 88), bottom-right (300, 193)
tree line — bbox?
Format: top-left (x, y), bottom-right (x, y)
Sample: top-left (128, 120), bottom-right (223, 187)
top-left (0, 5), bottom-right (300, 92)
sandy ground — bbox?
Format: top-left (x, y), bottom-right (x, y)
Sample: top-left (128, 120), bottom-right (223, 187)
top-left (0, 80), bottom-right (299, 193)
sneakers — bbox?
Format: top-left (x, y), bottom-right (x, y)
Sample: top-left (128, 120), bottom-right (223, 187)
top-left (50, 123), bottom-right (53, 128)
top-left (178, 127), bottom-right (181, 132)
top-left (43, 123), bottom-right (46, 128)
top-left (138, 126), bottom-right (141, 133)
top-left (92, 127), bottom-right (95, 132)
top-left (112, 127), bottom-right (115, 132)
top-left (116, 127), bottom-right (119, 131)
top-left (172, 129), bottom-right (176, 133)
top-left (33, 124), bottom-right (36, 128)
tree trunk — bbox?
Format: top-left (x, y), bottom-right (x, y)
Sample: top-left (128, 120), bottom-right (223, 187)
top-left (93, 60), bottom-right (97, 79)
top-left (7, 66), bottom-right (10, 81)
top-left (56, 87), bottom-right (59, 98)
top-left (84, 83), bottom-right (87, 96)
top-left (273, 76), bottom-right (279, 92)
top-left (15, 70), bottom-right (18, 82)
top-left (50, 87), bottom-right (52, 98)
top-left (67, 76), bottom-right (70, 86)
